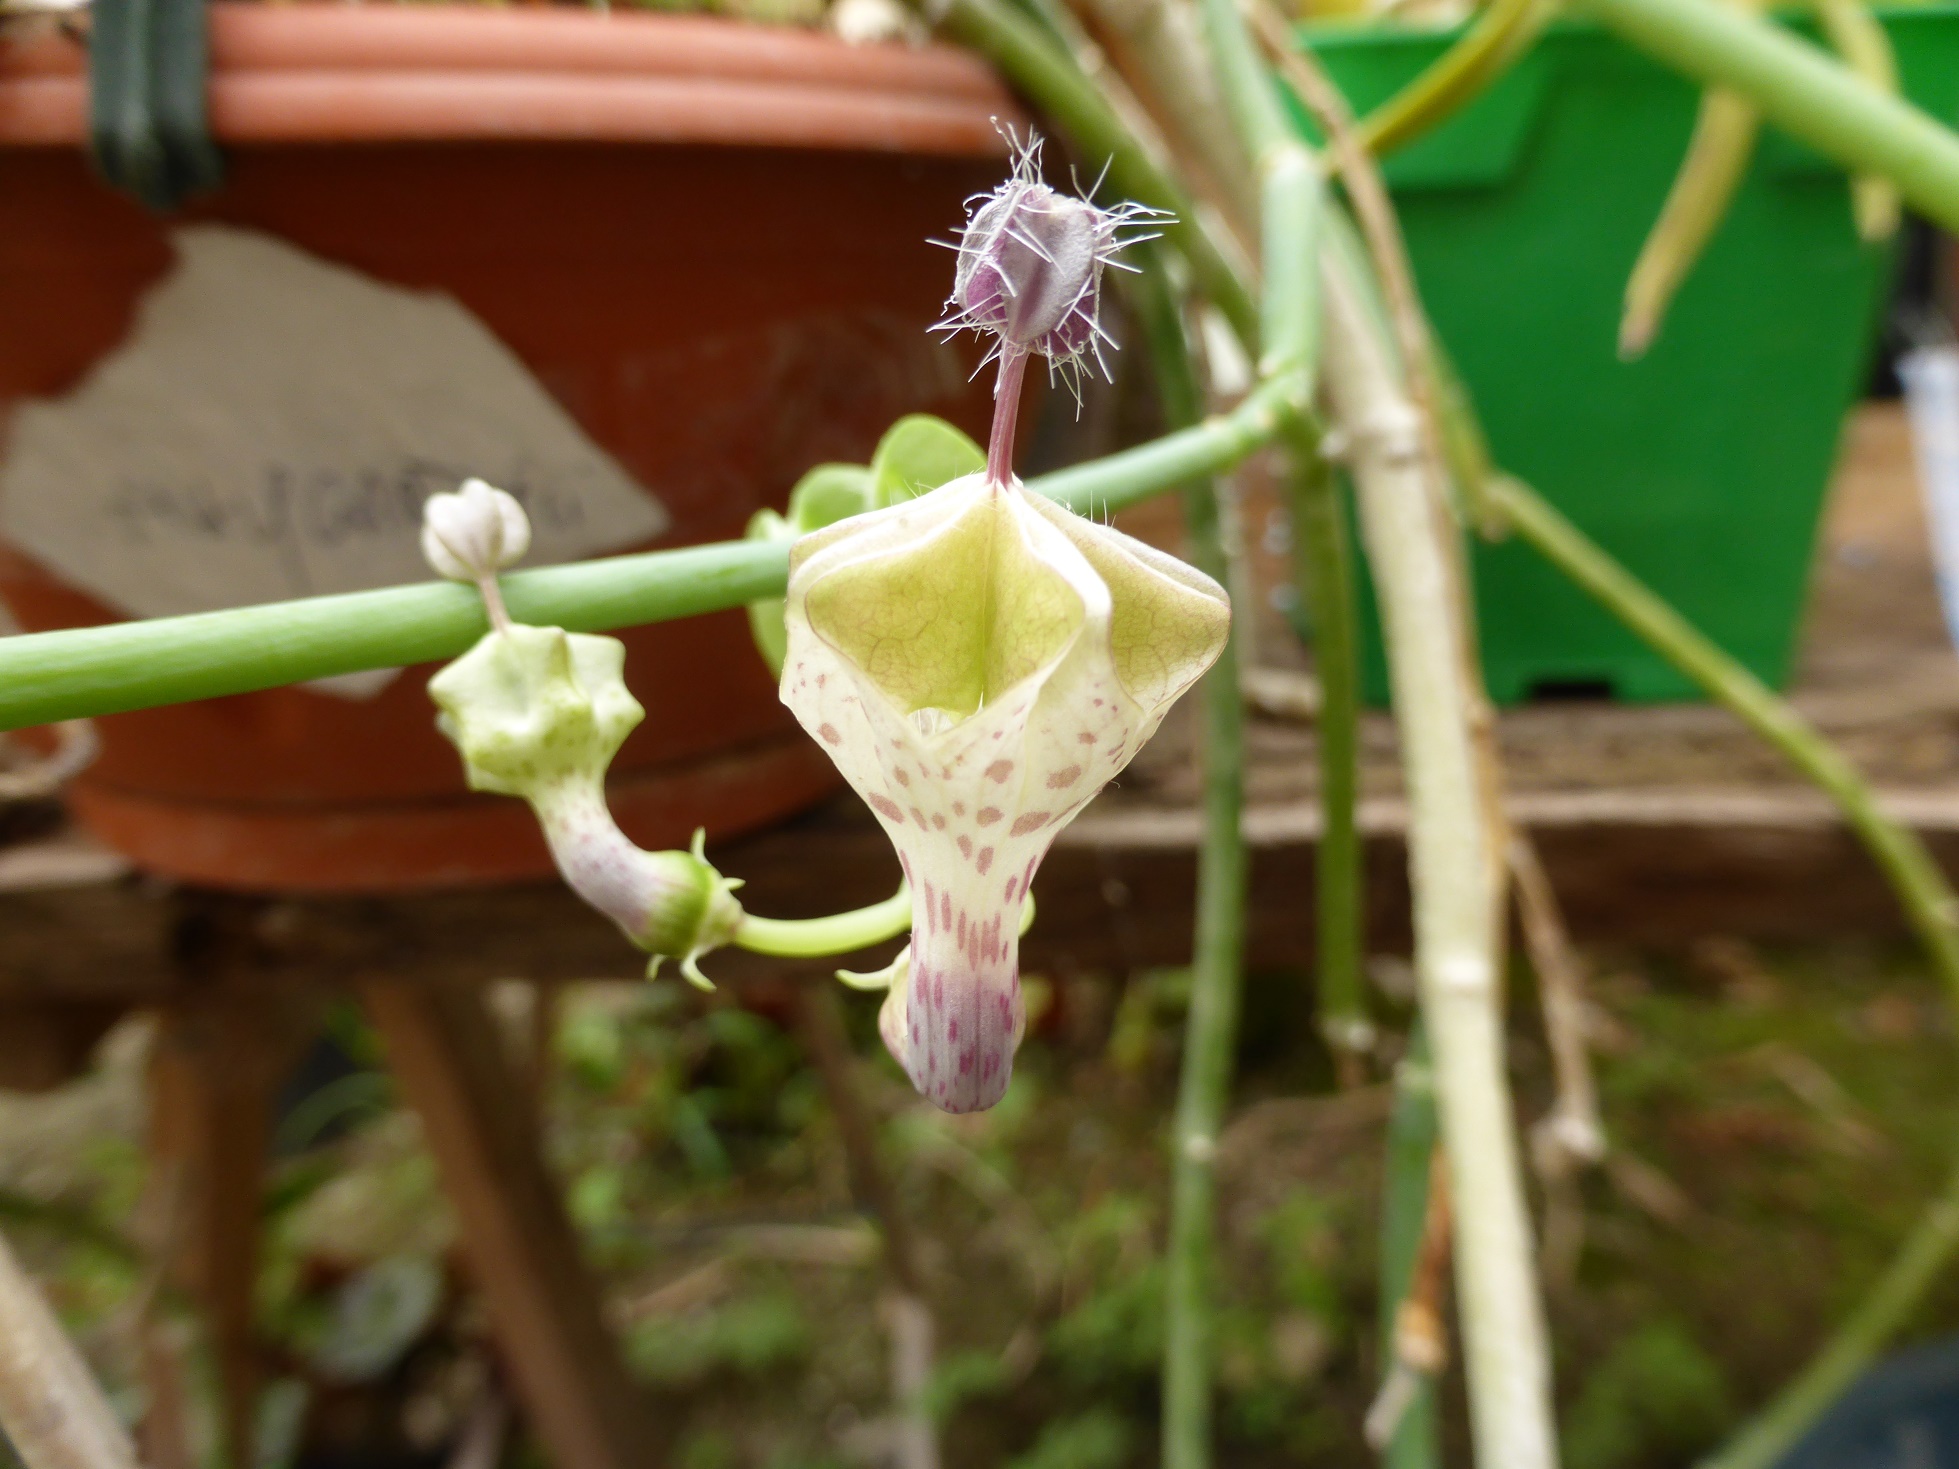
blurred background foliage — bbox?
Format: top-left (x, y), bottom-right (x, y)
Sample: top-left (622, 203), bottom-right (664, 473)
top-left (0, 934), bottom-right (1954, 1468)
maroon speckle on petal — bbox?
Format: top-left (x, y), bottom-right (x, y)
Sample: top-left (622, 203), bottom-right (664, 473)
top-left (895, 768), bottom-right (911, 786)
top-left (1010, 811), bottom-right (1051, 836)
top-left (911, 807), bottom-right (928, 827)
top-left (1078, 731), bottom-right (1096, 744)
top-left (934, 974), bottom-right (945, 1005)
top-left (958, 913), bottom-right (968, 946)
top-left (941, 892), bottom-right (952, 929)
top-left (953, 802), bottom-right (967, 817)
top-left (1047, 766), bottom-right (1082, 788)
top-left (911, 1021), bottom-right (919, 1042)
top-left (978, 807), bottom-right (1003, 826)
top-left (869, 794), bottom-right (905, 823)
top-left (986, 760), bottom-right (1014, 783)
top-left (818, 723), bottom-right (842, 744)
top-left (959, 1049), bottom-right (975, 1075)
top-left (948, 1019), bottom-right (959, 1042)
top-left (977, 848), bottom-right (994, 875)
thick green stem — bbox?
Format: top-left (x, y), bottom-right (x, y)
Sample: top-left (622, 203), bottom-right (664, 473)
top-left (1325, 245), bottom-right (1556, 1469)
top-left (1485, 476), bottom-right (1959, 998)
top-left (735, 886), bottom-right (914, 959)
top-left (1131, 257), bottom-right (1249, 1469)
top-left (1285, 449), bottom-right (1369, 1064)
top-left (0, 383), bottom-right (1305, 733)
top-left (1700, 1161), bottom-right (1959, 1469)
top-left (1190, 0), bottom-right (1366, 1078)
top-left (1574, 0), bottom-right (1959, 233)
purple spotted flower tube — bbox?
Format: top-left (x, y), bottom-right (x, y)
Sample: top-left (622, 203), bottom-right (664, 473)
top-left (777, 136), bottom-right (1230, 1112)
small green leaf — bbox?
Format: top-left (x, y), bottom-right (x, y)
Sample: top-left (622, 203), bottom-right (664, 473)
top-left (787, 464), bottom-right (876, 534)
top-left (871, 414), bottom-right (985, 507)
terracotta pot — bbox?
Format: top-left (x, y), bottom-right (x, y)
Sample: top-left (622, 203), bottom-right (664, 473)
top-left (0, 4), bottom-right (1021, 891)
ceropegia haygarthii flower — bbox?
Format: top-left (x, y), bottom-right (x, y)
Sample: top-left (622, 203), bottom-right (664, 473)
top-left (783, 471), bottom-right (1229, 1111)
top-left (423, 486), bottom-right (741, 985)
top-left (781, 143), bottom-right (1224, 1110)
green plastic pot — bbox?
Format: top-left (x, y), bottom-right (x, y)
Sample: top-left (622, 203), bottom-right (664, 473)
top-left (1300, 5), bottom-right (1959, 704)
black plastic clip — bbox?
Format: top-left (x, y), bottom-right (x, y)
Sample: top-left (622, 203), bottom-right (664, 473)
top-left (87, 0), bottom-right (223, 211)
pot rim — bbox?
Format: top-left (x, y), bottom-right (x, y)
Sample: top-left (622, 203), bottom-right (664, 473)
top-left (0, 2), bottom-right (1021, 154)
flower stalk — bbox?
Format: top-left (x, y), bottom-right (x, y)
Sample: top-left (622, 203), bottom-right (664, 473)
top-left (1128, 255), bottom-right (1249, 1469)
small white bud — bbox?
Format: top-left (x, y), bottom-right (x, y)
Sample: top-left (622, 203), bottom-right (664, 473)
top-left (421, 478), bottom-right (532, 584)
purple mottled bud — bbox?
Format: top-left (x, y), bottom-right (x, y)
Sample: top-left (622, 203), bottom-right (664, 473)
top-left (953, 182), bottom-right (1105, 362)
top-left (938, 132), bottom-right (1165, 390)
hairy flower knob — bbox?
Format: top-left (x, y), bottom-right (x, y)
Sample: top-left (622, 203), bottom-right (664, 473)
top-left (939, 135), bottom-right (1162, 391)
top-left (781, 472), bottom-right (1229, 1112)
top-left (954, 182), bottom-right (1105, 361)
top-left (428, 624), bottom-right (741, 984)
top-left (422, 477), bottom-right (532, 584)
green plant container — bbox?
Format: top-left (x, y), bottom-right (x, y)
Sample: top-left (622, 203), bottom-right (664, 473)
top-left (1298, 5), bottom-right (1959, 704)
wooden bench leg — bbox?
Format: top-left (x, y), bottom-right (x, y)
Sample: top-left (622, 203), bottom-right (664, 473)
top-left (146, 994), bottom-right (289, 1469)
top-left (360, 980), bottom-right (655, 1469)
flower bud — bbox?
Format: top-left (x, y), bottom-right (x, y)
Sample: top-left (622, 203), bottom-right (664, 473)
top-left (422, 478), bottom-right (532, 584)
top-left (782, 471), bottom-right (1229, 1112)
top-left (939, 134), bottom-right (1163, 385)
top-left (429, 623), bottom-right (742, 985)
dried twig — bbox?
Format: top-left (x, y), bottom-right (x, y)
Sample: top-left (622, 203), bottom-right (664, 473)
top-left (1366, 1148), bottom-right (1452, 1451)
top-left (0, 1224), bottom-right (140, 1469)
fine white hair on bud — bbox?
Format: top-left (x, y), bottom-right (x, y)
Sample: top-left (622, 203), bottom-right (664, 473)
top-left (421, 477), bottom-right (532, 585)
top-left (936, 127), bottom-right (1168, 399)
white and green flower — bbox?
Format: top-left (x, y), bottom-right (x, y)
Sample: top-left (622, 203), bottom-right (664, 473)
top-left (782, 471), bottom-right (1228, 1111)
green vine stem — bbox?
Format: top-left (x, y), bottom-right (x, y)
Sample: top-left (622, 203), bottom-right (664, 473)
top-left (1701, 1160), bottom-right (1959, 1469)
top-left (0, 377), bottom-right (1305, 733)
top-left (1130, 254), bottom-right (1250, 1469)
top-left (1484, 476), bottom-right (1959, 996)
top-left (1186, 0), bottom-right (1369, 1083)
top-left (734, 886), bottom-right (914, 959)
top-left (1486, 472), bottom-right (1959, 1458)
top-left (1353, 0), bottom-right (1555, 160)
top-left (1285, 450), bottom-right (1371, 1073)
top-left (1575, 0), bottom-right (1959, 232)
top-left (1184, 0), bottom-right (1552, 1450)
top-left (1324, 219), bottom-right (1556, 1469)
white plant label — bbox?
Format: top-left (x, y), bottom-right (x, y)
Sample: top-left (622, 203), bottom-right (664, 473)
top-left (1900, 345), bottom-right (1959, 652)
top-left (0, 225), bottom-right (668, 697)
